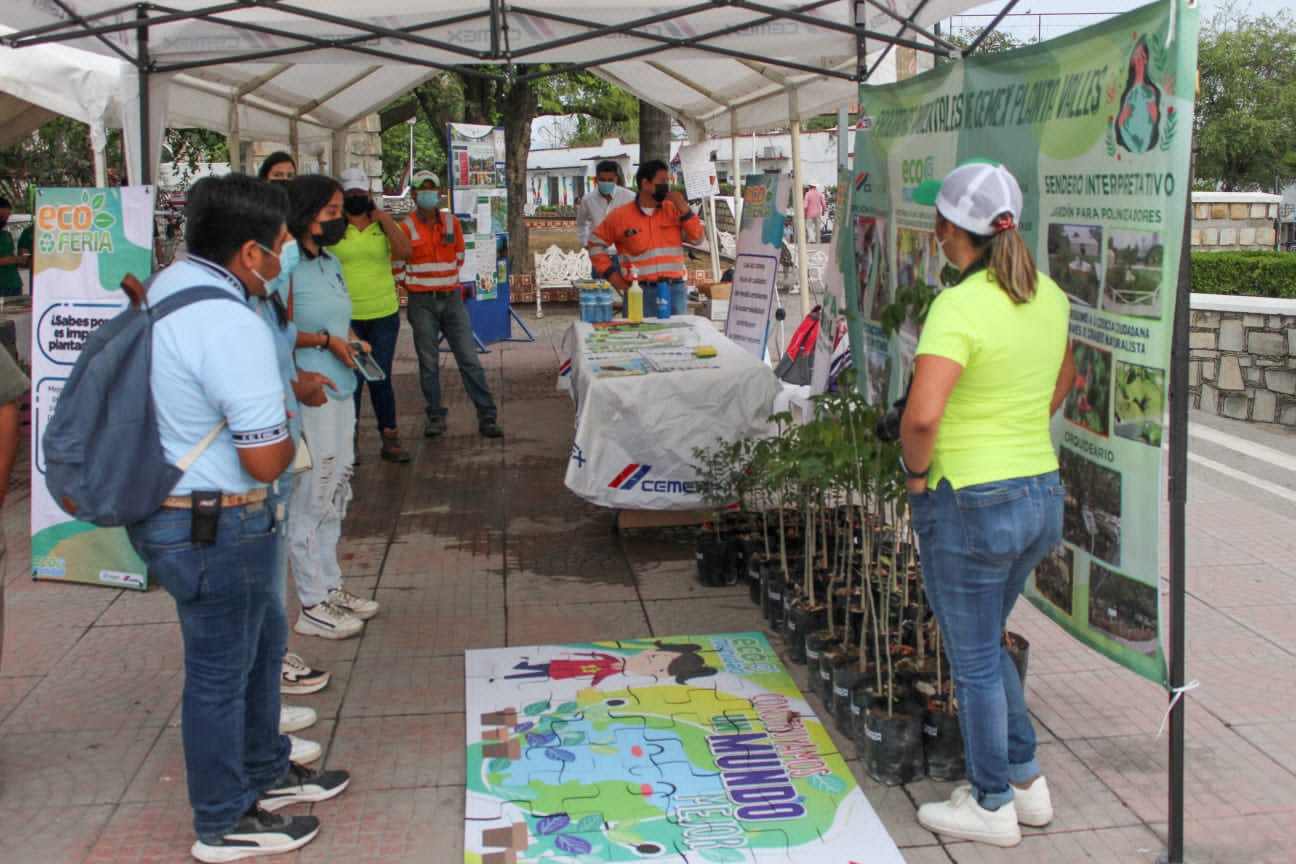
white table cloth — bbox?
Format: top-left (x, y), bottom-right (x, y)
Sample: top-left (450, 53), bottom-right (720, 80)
top-left (558, 315), bottom-right (780, 510)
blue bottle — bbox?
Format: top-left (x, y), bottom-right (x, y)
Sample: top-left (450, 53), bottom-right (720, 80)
top-left (599, 285), bottom-right (613, 322)
top-left (579, 285), bottom-right (594, 323)
top-left (656, 280), bottom-right (672, 319)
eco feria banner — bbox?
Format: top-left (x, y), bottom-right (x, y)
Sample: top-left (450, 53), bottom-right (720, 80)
top-left (31, 186), bottom-right (154, 589)
top-left (847, 0), bottom-right (1198, 684)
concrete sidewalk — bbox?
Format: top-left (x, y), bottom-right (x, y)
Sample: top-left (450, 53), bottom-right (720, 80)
top-left (1, 304), bottom-right (1293, 863)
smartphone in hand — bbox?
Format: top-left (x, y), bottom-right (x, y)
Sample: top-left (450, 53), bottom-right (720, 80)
top-left (349, 342), bottom-right (387, 382)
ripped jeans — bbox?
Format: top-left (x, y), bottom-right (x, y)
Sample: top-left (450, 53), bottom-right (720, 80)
top-left (287, 395), bottom-right (355, 609)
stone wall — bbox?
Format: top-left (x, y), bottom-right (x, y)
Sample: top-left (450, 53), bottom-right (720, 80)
top-left (1190, 294), bottom-right (1296, 426)
top-left (1191, 191), bottom-right (1281, 251)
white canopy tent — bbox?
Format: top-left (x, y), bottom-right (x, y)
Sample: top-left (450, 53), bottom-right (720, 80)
top-left (2, 0), bottom-right (1017, 308)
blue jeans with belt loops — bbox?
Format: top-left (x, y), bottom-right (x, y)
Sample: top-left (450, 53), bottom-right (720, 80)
top-left (909, 471), bottom-right (1064, 811)
top-left (128, 501), bottom-right (291, 841)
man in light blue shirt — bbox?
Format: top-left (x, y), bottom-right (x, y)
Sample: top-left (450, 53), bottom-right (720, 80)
top-left (125, 174), bottom-right (350, 863)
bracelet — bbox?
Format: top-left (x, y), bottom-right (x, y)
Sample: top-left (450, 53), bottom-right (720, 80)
top-left (317, 329), bottom-right (329, 350)
top-left (899, 452), bottom-right (930, 480)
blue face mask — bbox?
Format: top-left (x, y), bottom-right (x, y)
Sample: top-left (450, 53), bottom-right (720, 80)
top-left (416, 190), bottom-right (440, 210)
top-left (256, 239), bottom-right (300, 298)
top-left (598, 181), bottom-right (616, 196)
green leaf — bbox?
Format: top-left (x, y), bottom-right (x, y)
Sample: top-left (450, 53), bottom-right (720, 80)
top-left (573, 814), bottom-right (605, 833)
top-left (589, 743), bottom-right (618, 755)
top-left (523, 700), bottom-right (551, 716)
top-left (561, 732), bottom-right (587, 746)
top-left (93, 212), bottom-right (115, 229)
top-left (554, 701), bottom-right (580, 715)
top-left (806, 772), bottom-right (848, 795)
top-left (90, 192), bottom-right (106, 211)
top-left (488, 757), bottom-right (512, 773)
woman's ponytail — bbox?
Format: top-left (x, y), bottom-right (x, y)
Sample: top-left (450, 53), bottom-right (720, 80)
top-left (971, 214), bottom-right (1038, 304)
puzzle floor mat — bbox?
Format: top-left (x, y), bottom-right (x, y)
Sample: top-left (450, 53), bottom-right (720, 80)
top-left (465, 632), bottom-right (904, 863)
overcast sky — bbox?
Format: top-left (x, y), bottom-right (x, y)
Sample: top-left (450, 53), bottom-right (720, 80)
top-left (953, 0), bottom-right (1290, 42)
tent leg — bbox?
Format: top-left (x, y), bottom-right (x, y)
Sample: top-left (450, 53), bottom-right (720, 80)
top-left (504, 306), bottom-right (536, 342)
top-left (730, 112), bottom-right (742, 225)
top-left (93, 146), bottom-right (108, 188)
top-left (788, 89), bottom-right (811, 317)
top-left (707, 196), bottom-right (721, 283)
top-left (135, 6), bottom-right (151, 186)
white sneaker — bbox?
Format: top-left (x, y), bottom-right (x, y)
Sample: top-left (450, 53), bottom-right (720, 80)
top-left (327, 587), bottom-right (380, 621)
top-left (281, 652), bottom-right (330, 695)
top-left (1012, 776), bottom-right (1054, 827)
top-left (288, 735), bottom-right (322, 764)
top-left (279, 705), bottom-right (317, 734)
top-left (294, 602), bottom-right (364, 640)
top-left (917, 785), bottom-right (1022, 847)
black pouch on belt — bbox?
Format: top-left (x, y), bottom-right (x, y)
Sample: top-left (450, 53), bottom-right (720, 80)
top-left (190, 491), bottom-right (222, 544)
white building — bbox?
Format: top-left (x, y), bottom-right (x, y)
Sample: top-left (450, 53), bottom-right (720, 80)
top-left (525, 130), bottom-right (849, 207)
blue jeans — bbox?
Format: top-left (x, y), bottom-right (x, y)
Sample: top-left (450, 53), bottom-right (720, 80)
top-left (909, 471), bottom-right (1064, 810)
top-left (351, 312), bottom-right (400, 431)
top-left (128, 502), bottom-right (291, 841)
top-left (406, 291), bottom-right (496, 420)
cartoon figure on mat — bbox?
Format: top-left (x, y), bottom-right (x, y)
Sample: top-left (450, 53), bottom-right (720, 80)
top-left (504, 641), bottom-right (717, 686)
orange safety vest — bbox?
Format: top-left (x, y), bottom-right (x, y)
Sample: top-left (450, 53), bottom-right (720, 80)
top-left (589, 199), bottom-right (703, 282)
top-left (395, 210), bottom-right (464, 292)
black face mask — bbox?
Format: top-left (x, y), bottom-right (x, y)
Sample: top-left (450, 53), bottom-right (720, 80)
top-left (343, 195), bottom-right (371, 215)
top-left (269, 178), bottom-right (292, 187)
top-left (0, 218), bottom-right (7, 229)
top-left (314, 217), bottom-right (347, 247)
top-left (652, 183), bottom-right (669, 203)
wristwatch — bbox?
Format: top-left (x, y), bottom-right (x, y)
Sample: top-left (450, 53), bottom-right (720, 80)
top-left (899, 452), bottom-right (930, 480)
top-left (317, 328), bottom-right (330, 350)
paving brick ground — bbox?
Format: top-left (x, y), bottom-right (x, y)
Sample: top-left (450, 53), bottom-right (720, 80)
top-left (2, 304), bottom-right (1294, 863)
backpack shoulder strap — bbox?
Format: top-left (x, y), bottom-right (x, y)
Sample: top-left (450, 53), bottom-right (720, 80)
top-left (149, 285), bottom-right (244, 321)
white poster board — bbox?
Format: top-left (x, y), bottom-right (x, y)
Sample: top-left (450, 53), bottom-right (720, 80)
top-left (724, 173), bottom-right (790, 359)
top-left (678, 142), bottom-right (720, 200)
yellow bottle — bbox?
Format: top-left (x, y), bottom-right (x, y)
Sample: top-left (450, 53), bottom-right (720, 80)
top-left (627, 276), bottom-right (644, 324)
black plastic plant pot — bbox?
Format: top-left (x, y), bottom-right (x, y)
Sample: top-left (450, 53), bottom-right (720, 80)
top-left (862, 710), bottom-right (926, 786)
top-left (848, 679), bottom-right (873, 744)
top-left (747, 554), bottom-right (766, 605)
top-left (784, 603), bottom-right (826, 665)
top-left (922, 707), bottom-right (966, 782)
top-left (830, 658), bottom-right (864, 735)
top-left (1005, 631), bottom-right (1029, 687)
top-left (765, 572), bottom-right (787, 630)
top-left (805, 631), bottom-right (839, 702)
top-left (694, 533), bottom-right (735, 587)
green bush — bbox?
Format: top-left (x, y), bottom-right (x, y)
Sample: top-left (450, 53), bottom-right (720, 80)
top-left (1190, 251), bottom-right (1296, 299)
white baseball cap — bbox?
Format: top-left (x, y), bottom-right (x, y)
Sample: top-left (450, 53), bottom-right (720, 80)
top-left (913, 160), bottom-right (1023, 237)
top-left (339, 167), bottom-right (369, 192)
top-left (411, 170), bottom-right (440, 189)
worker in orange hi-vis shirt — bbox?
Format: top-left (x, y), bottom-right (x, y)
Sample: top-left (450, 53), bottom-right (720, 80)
top-left (588, 159), bottom-right (704, 316)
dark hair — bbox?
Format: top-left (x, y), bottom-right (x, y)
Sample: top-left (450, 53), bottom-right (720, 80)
top-left (595, 160), bottom-right (620, 177)
top-left (655, 641), bottom-right (718, 685)
top-left (0, 197), bottom-right (10, 209)
top-left (635, 159), bottom-right (670, 189)
top-left (184, 174), bottom-right (288, 266)
top-left (285, 175), bottom-right (343, 243)
top-left (257, 151), bottom-right (296, 180)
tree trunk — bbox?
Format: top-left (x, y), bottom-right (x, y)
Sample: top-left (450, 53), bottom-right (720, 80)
top-left (503, 80), bottom-right (537, 274)
top-left (638, 100), bottom-right (672, 165)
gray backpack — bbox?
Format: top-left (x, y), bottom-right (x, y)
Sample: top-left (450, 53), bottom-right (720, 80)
top-left (42, 285), bottom-right (240, 526)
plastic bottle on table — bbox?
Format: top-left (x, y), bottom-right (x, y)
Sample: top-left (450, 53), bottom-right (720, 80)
top-left (579, 285), bottom-right (593, 323)
top-left (627, 272), bottom-right (644, 324)
top-left (599, 284), bottom-right (613, 322)
top-left (656, 280), bottom-right (672, 319)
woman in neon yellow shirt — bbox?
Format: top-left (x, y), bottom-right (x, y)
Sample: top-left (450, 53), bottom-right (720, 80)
top-left (901, 162), bottom-right (1075, 848)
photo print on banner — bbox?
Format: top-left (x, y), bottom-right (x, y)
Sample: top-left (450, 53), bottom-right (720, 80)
top-left (846, 0), bottom-right (1198, 683)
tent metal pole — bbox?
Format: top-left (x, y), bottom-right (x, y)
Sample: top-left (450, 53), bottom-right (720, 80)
top-left (837, 107), bottom-right (849, 170)
top-left (788, 89), bottom-right (810, 316)
top-left (1158, 187), bottom-right (1192, 864)
top-left (227, 98), bottom-right (241, 174)
top-left (708, 196), bottom-right (722, 283)
top-left (730, 112), bottom-right (742, 227)
top-left (135, 4), bottom-right (151, 187)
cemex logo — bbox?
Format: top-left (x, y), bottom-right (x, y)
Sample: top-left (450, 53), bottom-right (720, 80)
top-left (608, 464), bottom-right (697, 495)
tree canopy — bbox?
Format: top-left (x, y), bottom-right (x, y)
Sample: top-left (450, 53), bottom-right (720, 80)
top-left (1194, 10), bottom-right (1296, 191)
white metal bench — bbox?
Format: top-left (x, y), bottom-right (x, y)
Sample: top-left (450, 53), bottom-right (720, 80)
top-left (531, 244), bottom-right (593, 318)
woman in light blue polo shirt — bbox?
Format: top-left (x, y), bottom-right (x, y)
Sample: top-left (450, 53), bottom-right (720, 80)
top-left (284, 175), bottom-right (381, 640)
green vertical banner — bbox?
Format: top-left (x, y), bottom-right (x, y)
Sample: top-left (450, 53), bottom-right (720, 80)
top-left (30, 186), bottom-right (153, 589)
top-left (848, 1), bottom-right (1198, 684)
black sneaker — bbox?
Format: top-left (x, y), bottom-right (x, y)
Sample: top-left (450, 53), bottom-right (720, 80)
top-left (259, 762), bottom-right (351, 812)
top-left (423, 413), bottom-right (447, 437)
top-left (478, 417), bottom-right (503, 438)
top-left (191, 807), bottom-right (319, 863)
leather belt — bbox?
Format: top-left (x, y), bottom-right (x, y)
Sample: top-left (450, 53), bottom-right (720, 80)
top-left (161, 488), bottom-right (269, 510)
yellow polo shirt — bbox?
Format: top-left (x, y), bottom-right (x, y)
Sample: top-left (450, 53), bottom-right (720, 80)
top-left (916, 268), bottom-right (1071, 490)
top-left (331, 221), bottom-right (400, 320)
